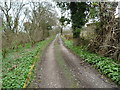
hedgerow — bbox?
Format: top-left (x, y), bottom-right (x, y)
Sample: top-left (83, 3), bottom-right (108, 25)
top-left (62, 37), bottom-right (120, 85)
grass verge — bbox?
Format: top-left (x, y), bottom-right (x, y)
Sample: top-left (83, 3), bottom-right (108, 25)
top-left (2, 36), bottom-right (54, 88)
top-left (62, 36), bottom-right (120, 86)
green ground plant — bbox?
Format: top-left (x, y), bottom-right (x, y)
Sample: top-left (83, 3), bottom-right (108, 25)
top-left (2, 36), bottom-right (54, 88)
top-left (62, 36), bottom-right (120, 85)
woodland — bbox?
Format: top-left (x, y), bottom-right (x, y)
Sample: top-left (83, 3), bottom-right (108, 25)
top-left (0, 0), bottom-right (120, 88)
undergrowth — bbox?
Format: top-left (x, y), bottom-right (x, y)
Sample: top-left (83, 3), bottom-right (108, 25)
top-left (62, 36), bottom-right (120, 86)
top-left (2, 36), bottom-right (54, 88)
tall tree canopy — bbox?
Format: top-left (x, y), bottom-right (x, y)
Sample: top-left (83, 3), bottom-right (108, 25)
top-left (69, 2), bottom-right (88, 39)
top-left (59, 16), bottom-right (70, 35)
top-left (57, 2), bottom-right (89, 45)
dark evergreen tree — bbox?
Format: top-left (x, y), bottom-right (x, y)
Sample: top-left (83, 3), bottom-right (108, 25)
top-left (57, 2), bottom-right (89, 45)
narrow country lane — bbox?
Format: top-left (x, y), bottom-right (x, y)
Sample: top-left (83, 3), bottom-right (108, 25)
top-left (29, 34), bottom-right (117, 88)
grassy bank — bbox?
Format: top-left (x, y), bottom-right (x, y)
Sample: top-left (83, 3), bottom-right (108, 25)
top-left (62, 36), bottom-right (120, 86)
top-left (2, 36), bottom-right (54, 88)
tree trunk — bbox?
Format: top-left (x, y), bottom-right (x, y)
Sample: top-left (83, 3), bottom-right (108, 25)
top-left (61, 27), bottom-right (63, 35)
top-left (73, 32), bottom-right (80, 46)
top-left (73, 28), bottom-right (80, 46)
top-left (73, 38), bottom-right (80, 46)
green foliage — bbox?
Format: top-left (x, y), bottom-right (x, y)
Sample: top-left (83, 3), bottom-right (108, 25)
top-left (92, 2), bottom-right (98, 7)
top-left (2, 36), bottom-right (54, 88)
top-left (89, 2), bottom-right (99, 21)
top-left (59, 16), bottom-right (70, 26)
top-left (59, 16), bottom-right (66, 26)
top-left (62, 37), bottom-right (120, 85)
top-left (57, 2), bottom-right (89, 38)
top-left (69, 2), bottom-right (89, 38)
top-left (0, 26), bottom-right (4, 31)
top-left (59, 16), bottom-right (71, 34)
top-left (57, 2), bottom-right (69, 11)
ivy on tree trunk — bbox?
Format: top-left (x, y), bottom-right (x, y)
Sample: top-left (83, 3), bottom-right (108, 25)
top-left (69, 2), bottom-right (88, 45)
